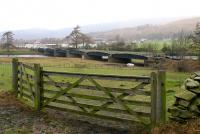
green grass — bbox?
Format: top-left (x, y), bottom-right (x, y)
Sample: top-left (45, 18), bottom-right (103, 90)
top-left (0, 63), bottom-right (12, 90)
top-left (0, 57), bottom-right (189, 100)
top-left (131, 59), bottom-right (145, 64)
top-left (0, 49), bottom-right (38, 55)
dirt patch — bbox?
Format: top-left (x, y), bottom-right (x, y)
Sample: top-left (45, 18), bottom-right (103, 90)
top-left (0, 91), bottom-right (144, 134)
top-left (161, 59), bottom-right (200, 72)
top-left (151, 119), bottom-right (200, 134)
top-left (0, 91), bottom-right (29, 108)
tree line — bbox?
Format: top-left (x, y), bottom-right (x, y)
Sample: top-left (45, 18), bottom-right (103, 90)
top-left (0, 25), bottom-right (94, 51)
top-left (97, 22), bottom-right (200, 60)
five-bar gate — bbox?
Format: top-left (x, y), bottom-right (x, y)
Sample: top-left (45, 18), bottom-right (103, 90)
top-left (12, 58), bottom-right (166, 126)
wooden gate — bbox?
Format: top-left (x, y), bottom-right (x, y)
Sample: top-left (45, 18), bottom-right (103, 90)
top-left (12, 58), bottom-right (166, 126)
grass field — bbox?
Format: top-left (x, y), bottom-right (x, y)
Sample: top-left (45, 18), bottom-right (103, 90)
top-left (0, 57), bottom-right (190, 123)
top-left (0, 48), bottom-right (39, 55)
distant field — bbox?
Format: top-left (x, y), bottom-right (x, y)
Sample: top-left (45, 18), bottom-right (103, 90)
top-left (0, 49), bottom-right (38, 55)
top-left (0, 57), bottom-right (189, 90)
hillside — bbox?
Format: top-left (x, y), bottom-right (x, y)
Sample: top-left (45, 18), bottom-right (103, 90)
top-left (0, 17), bottom-right (199, 40)
top-left (90, 17), bottom-right (200, 41)
top-left (0, 18), bottom-right (173, 40)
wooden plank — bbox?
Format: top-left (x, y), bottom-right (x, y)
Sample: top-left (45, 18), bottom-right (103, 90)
top-left (19, 64), bottom-right (23, 98)
top-left (150, 72), bottom-right (157, 126)
top-left (43, 76), bottom-right (86, 106)
top-left (21, 92), bottom-right (33, 101)
top-left (43, 89), bottom-right (151, 107)
top-left (21, 85), bottom-right (33, 93)
top-left (22, 65), bottom-right (36, 99)
top-left (43, 71), bottom-right (150, 83)
top-left (34, 64), bottom-right (43, 111)
top-left (43, 81), bottom-right (151, 96)
top-left (87, 77), bottom-right (137, 116)
top-left (19, 62), bottom-right (35, 71)
top-left (63, 94), bottom-right (88, 113)
top-left (46, 105), bottom-right (147, 125)
top-left (20, 86), bottom-right (35, 101)
top-left (20, 79), bottom-right (34, 87)
top-left (18, 71), bottom-right (34, 80)
top-left (158, 70), bottom-right (166, 123)
top-left (12, 58), bottom-right (19, 96)
top-left (43, 97), bottom-right (151, 117)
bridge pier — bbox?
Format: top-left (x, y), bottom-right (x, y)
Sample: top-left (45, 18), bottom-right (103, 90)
top-left (108, 56), bottom-right (131, 63)
top-left (54, 49), bottom-right (56, 57)
top-left (66, 50), bottom-right (70, 57)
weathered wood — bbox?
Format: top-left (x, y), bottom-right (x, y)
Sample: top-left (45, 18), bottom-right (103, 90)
top-left (20, 65), bottom-right (35, 99)
top-left (157, 70), bottom-right (166, 123)
top-left (46, 105), bottom-right (148, 125)
top-left (18, 62), bottom-right (35, 71)
top-left (19, 64), bottom-right (23, 98)
top-left (43, 81), bottom-right (151, 96)
top-left (12, 58), bottom-right (19, 96)
top-left (13, 61), bottom-right (167, 126)
top-left (43, 89), bottom-right (151, 106)
top-left (20, 85), bottom-right (35, 101)
top-left (43, 96), bottom-right (151, 117)
top-left (150, 72), bottom-right (157, 126)
top-left (87, 76), bottom-right (137, 116)
top-left (43, 71), bottom-right (150, 83)
top-left (18, 70), bottom-right (34, 79)
top-left (43, 76), bottom-right (86, 106)
top-left (34, 64), bottom-right (43, 111)
top-left (20, 79), bottom-right (34, 87)
top-left (21, 92), bottom-right (33, 101)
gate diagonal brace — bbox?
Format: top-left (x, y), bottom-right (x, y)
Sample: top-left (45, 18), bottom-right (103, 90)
top-left (88, 77), bottom-right (136, 115)
top-left (43, 75), bottom-right (88, 112)
top-left (88, 77), bottom-right (148, 122)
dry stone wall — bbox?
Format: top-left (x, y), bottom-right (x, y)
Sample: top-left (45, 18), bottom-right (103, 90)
top-left (168, 71), bottom-right (200, 122)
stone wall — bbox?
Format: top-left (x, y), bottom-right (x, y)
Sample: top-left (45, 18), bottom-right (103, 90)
top-left (168, 71), bottom-right (200, 122)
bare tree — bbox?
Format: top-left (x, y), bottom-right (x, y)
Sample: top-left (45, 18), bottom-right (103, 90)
top-left (168, 31), bottom-right (190, 59)
top-left (190, 22), bottom-right (200, 63)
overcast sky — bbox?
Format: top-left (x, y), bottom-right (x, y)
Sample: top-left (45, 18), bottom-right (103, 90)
top-left (0, 0), bottom-right (199, 32)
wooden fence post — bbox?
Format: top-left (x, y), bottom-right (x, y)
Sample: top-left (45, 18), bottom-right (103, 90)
top-left (151, 72), bottom-right (157, 126)
top-left (12, 58), bottom-right (18, 97)
top-left (34, 63), bottom-right (43, 111)
top-left (157, 70), bottom-right (166, 123)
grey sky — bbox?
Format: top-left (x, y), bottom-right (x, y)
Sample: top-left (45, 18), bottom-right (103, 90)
top-left (0, 0), bottom-right (199, 31)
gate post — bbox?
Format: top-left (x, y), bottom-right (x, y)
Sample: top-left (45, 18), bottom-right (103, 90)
top-left (12, 58), bottom-right (19, 97)
top-left (157, 70), bottom-right (166, 123)
top-left (151, 71), bottom-right (166, 126)
top-left (34, 63), bottom-right (43, 111)
top-left (150, 72), bottom-right (157, 126)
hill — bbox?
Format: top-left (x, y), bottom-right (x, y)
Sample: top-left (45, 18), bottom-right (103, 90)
top-left (0, 17), bottom-right (199, 40)
top-left (90, 17), bottom-right (200, 41)
top-left (1, 18), bottom-right (173, 40)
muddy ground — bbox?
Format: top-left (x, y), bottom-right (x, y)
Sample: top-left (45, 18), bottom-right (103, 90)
top-left (0, 91), bottom-right (146, 134)
top-left (2, 91), bottom-right (200, 134)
